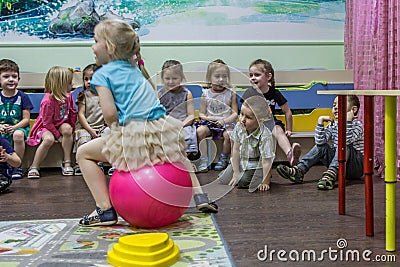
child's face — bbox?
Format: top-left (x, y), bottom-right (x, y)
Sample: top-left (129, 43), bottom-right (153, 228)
top-left (210, 66), bottom-right (229, 92)
top-left (332, 96), bottom-right (356, 119)
top-left (0, 71), bottom-right (19, 91)
top-left (249, 65), bottom-right (271, 91)
top-left (92, 35), bottom-right (110, 66)
top-left (239, 104), bottom-right (260, 134)
top-left (83, 70), bottom-right (94, 90)
top-left (162, 69), bottom-right (183, 91)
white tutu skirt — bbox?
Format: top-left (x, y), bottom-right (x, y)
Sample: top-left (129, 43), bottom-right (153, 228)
top-left (101, 115), bottom-right (187, 171)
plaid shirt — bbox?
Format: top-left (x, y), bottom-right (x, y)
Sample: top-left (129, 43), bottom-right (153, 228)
top-left (231, 122), bottom-right (275, 170)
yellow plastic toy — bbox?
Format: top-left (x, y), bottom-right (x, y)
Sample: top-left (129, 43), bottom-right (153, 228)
top-left (107, 232), bottom-right (180, 267)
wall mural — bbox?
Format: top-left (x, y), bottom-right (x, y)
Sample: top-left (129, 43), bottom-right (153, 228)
top-left (0, 0), bottom-right (345, 43)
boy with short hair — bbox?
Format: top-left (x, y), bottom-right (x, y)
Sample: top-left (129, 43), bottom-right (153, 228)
top-left (217, 95), bottom-right (275, 192)
top-left (276, 95), bottom-right (364, 190)
top-left (0, 59), bottom-right (33, 179)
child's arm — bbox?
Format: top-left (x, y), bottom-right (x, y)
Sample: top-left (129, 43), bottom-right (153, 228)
top-left (67, 94), bottom-right (77, 128)
top-left (346, 110), bottom-right (363, 144)
top-left (77, 102), bottom-right (98, 138)
top-left (258, 157), bottom-right (273, 191)
top-left (228, 142), bottom-right (240, 186)
top-left (182, 90), bottom-right (195, 127)
top-left (315, 115), bottom-right (334, 145)
top-left (198, 93), bottom-right (212, 121)
top-left (41, 101), bottom-right (61, 140)
top-left (0, 146), bottom-right (21, 168)
top-left (3, 109), bottom-right (30, 135)
top-left (96, 86), bottom-right (118, 126)
top-left (219, 91), bottom-right (238, 126)
top-left (280, 102), bottom-right (293, 137)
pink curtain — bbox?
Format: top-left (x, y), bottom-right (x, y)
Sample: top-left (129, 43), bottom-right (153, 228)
top-left (345, 0), bottom-right (400, 179)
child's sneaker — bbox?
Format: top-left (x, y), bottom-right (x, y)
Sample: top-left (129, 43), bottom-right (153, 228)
top-left (108, 167), bottom-right (115, 176)
top-left (276, 165), bottom-right (304, 183)
top-left (79, 206), bottom-right (118, 226)
top-left (97, 162), bottom-right (104, 173)
top-left (0, 174), bottom-right (11, 193)
top-left (11, 167), bottom-right (23, 180)
top-left (317, 169), bottom-right (337, 190)
top-left (74, 164), bottom-right (82, 176)
top-left (193, 193), bottom-right (218, 213)
top-left (214, 154), bottom-right (229, 171)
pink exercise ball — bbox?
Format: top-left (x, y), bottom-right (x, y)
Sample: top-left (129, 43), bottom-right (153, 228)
top-left (109, 162), bottom-right (192, 228)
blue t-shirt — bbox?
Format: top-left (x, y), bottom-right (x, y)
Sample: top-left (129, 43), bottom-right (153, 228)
top-left (0, 136), bottom-right (15, 178)
top-left (91, 60), bottom-right (166, 125)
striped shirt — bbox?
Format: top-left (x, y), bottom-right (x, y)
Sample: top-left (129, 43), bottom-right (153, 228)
top-left (315, 120), bottom-right (364, 154)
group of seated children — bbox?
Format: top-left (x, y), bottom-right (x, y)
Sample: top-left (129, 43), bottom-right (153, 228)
top-left (0, 59), bottom-right (113, 185)
top-left (159, 58), bottom-right (364, 193)
top-left (0, 56), bottom-right (364, 195)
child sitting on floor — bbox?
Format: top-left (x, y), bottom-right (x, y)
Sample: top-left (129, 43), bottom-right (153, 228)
top-left (217, 95), bottom-right (275, 192)
top-left (276, 95), bottom-right (364, 190)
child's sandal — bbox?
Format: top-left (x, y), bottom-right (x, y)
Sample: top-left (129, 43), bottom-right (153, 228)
top-left (27, 167), bottom-right (40, 179)
top-left (61, 160), bottom-right (74, 176)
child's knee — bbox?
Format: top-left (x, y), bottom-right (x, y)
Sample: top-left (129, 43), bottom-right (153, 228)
top-left (13, 131), bottom-right (25, 142)
top-left (197, 127), bottom-right (210, 139)
top-left (42, 135), bottom-right (55, 146)
top-left (60, 123), bottom-right (73, 136)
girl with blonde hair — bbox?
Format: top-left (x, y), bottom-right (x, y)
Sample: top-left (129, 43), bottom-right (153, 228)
top-left (27, 66), bottom-right (77, 178)
top-left (77, 19), bottom-right (217, 227)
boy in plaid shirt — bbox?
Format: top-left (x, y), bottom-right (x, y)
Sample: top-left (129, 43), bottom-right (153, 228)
top-left (217, 95), bottom-right (275, 192)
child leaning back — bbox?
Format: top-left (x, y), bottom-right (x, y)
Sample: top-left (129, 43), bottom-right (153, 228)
top-left (276, 95), bottom-right (364, 190)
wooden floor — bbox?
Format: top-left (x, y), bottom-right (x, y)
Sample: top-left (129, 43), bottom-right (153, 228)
top-left (1, 164), bottom-right (399, 266)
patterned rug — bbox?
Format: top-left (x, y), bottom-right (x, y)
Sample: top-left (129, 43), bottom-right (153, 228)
top-left (0, 213), bottom-right (235, 267)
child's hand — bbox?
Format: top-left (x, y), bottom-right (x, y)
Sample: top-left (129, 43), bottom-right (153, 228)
top-left (0, 146), bottom-right (7, 162)
top-left (216, 119), bottom-right (225, 127)
top-left (285, 130), bottom-right (292, 137)
top-left (228, 173), bottom-right (239, 186)
top-left (258, 183), bottom-right (270, 191)
top-left (318, 116), bottom-right (333, 124)
top-left (90, 129), bottom-right (99, 138)
top-left (0, 124), bottom-right (12, 134)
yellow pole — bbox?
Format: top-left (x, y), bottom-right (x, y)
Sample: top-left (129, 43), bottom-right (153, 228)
top-left (385, 96), bottom-right (397, 252)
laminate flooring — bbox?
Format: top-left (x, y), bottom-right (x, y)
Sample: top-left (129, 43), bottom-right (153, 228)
top-left (1, 164), bottom-right (399, 266)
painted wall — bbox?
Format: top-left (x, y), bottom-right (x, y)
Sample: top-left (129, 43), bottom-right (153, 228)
top-left (0, 41), bottom-right (344, 81)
